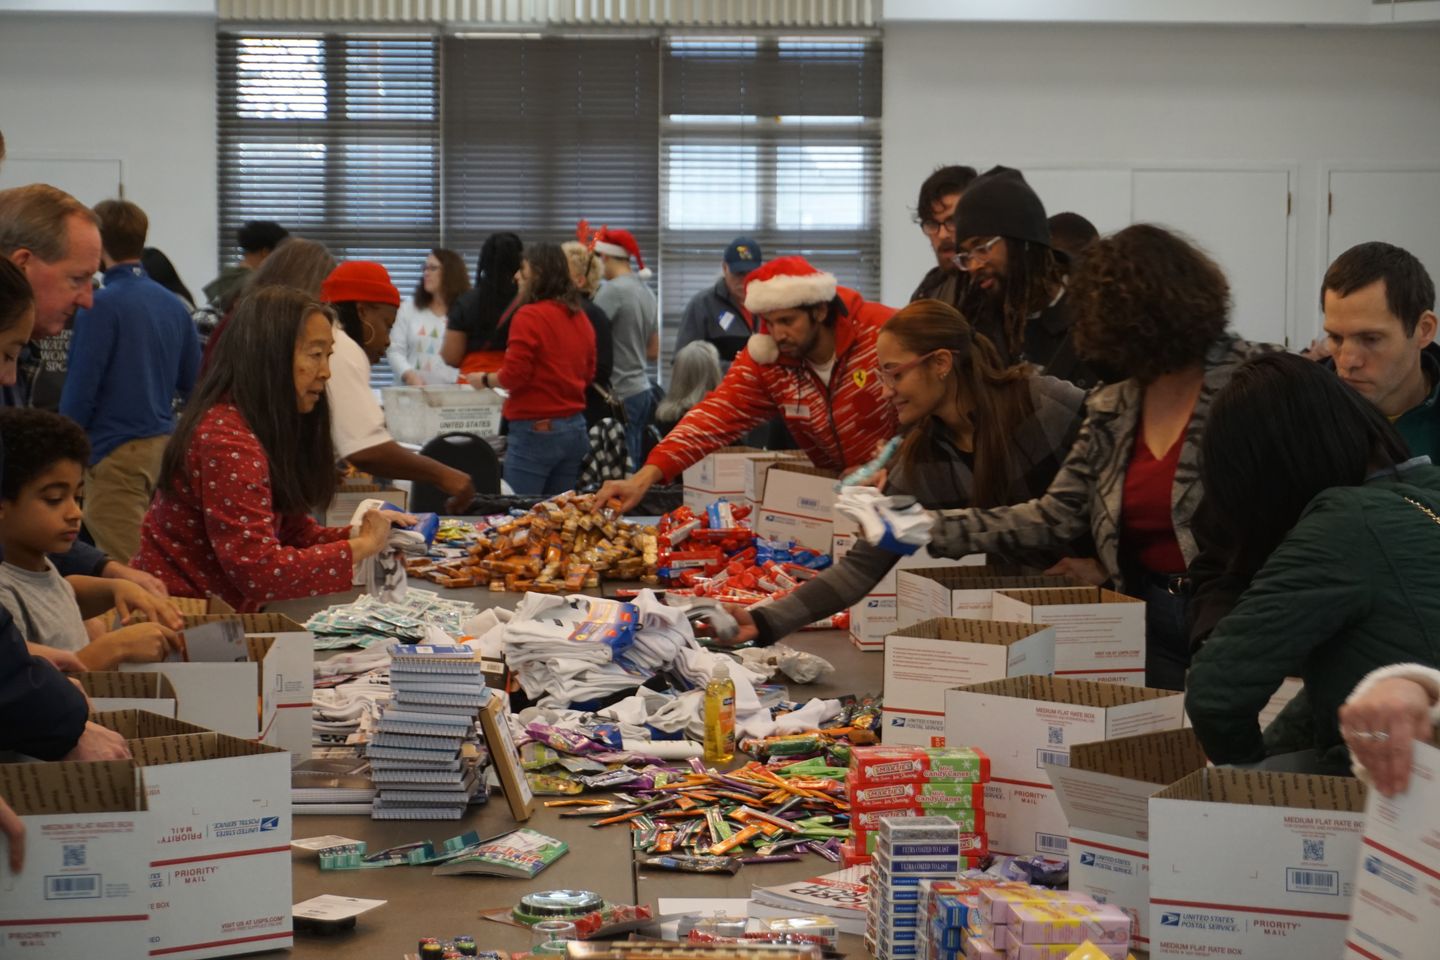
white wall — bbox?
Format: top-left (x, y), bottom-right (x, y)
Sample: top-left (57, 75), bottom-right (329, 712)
top-left (0, 13), bottom-right (217, 301)
top-left (881, 22), bottom-right (1440, 346)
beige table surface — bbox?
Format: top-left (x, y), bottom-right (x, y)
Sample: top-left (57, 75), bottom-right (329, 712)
top-left (255, 581), bottom-right (884, 958)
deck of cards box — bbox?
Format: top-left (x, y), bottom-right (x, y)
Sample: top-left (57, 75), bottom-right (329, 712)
top-left (866, 817), bottom-right (975, 960)
top-left (846, 747), bottom-right (991, 861)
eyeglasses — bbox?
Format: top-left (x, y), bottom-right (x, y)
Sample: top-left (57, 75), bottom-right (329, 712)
top-left (877, 350), bottom-right (942, 389)
top-left (918, 218), bottom-right (954, 238)
top-left (951, 236), bottom-right (1003, 271)
top-left (422, 263), bottom-right (441, 273)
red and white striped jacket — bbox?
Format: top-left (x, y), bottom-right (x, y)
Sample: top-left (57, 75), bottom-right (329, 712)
top-left (647, 287), bottom-right (899, 481)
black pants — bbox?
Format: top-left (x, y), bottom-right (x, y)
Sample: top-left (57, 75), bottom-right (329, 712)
top-left (1135, 571), bottom-right (1192, 691)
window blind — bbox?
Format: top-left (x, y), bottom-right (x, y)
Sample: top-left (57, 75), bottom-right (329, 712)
top-left (658, 35), bottom-right (883, 375)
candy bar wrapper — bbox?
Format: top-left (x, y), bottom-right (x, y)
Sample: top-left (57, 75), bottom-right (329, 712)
top-left (1004, 943), bottom-right (1129, 960)
top-left (852, 804), bottom-right (986, 833)
top-left (1006, 902), bottom-right (1131, 946)
top-left (965, 938), bottom-right (1003, 960)
top-left (850, 746), bottom-right (991, 784)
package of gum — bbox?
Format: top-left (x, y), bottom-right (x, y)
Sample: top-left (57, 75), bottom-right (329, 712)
top-left (850, 746), bottom-right (991, 784)
top-left (1007, 901), bottom-right (1131, 946)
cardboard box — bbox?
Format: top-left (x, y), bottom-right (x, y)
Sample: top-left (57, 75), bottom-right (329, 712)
top-left (122, 612), bottom-right (312, 760)
top-left (1045, 728), bottom-right (1210, 950)
top-left (882, 618), bottom-right (1057, 746)
top-left (944, 676), bottom-right (1186, 859)
top-left (896, 566), bottom-right (1078, 630)
top-left (1149, 768), bottom-right (1366, 960)
top-left (382, 384), bottom-right (505, 445)
top-left (0, 760), bottom-right (150, 957)
top-left (169, 596), bottom-right (237, 617)
top-left (830, 538), bottom-right (985, 652)
top-left (752, 462), bottom-right (843, 553)
top-left (744, 451), bottom-right (808, 510)
top-left (679, 446), bottom-right (770, 513)
top-left (76, 671), bottom-right (179, 718)
top-left (95, 710), bottom-right (293, 960)
top-left (323, 481), bottom-right (408, 528)
top-left (990, 588), bottom-right (1146, 686)
top-left (1344, 738), bottom-right (1440, 960)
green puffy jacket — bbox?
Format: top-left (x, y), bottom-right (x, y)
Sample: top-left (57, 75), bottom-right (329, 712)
top-left (1187, 464), bottom-right (1440, 765)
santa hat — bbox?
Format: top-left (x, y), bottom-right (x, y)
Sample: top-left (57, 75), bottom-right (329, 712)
top-left (741, 256), bottom-right (837, 365)
top-left (592, 227), bottom-right (653, 279)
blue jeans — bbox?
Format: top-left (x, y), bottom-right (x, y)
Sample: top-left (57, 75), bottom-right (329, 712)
top-left (621, 387), bottom-right (657, 472)
top-left (504, 414), bottom-right (590, 496)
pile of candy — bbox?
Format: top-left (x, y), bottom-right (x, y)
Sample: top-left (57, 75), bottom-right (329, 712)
top-left (408, 494), bottom-right (660, 591)
top-left (305, 594), bottom-right (480, 648)
top-left (738, 697), bottom-right (884, 763)
top-left (410, 936), bottom-right (496, 959)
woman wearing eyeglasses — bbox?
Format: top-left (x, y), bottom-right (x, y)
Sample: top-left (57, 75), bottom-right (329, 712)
top-left (719, 297), bottom-right (1088, 648)
top-left (925, 224), bottom-right (1276, 690)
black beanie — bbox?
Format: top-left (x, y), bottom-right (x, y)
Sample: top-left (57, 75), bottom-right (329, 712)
top-left (952, 166), bottom-right (1051, 248)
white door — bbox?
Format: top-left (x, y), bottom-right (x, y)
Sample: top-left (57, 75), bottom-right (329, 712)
top-left (1327, 170), bottom-right (1440, 284)
top-left (0, 158), bottom-right (123, 207)
top-left (1022, 167), bottom-right (1133, 235)
top-left (1132, 168), bottom-right (1292, 347)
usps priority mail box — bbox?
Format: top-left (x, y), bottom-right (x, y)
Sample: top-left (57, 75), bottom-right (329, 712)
top-left (77, 671), bottom-right (179, 718)
top-left (831, 538), bottom-right (983, 652)
top-left (991, 587), bottom-right (1146, 686)
top-left (895, 565), bottom-right (1079, 631)
top-left (753, 462), bottom-right (842, 553)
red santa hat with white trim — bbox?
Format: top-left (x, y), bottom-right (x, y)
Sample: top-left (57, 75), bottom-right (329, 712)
top-left (592, 227), bottom-right (653, 279)
top-left (742, 255), bottom-right (838, 365)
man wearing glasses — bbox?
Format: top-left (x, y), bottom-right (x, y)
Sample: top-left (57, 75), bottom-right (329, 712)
top-left (910, 165), bottom-right (978, 308)
top-left (952, 167), bottom-right (1097, 389)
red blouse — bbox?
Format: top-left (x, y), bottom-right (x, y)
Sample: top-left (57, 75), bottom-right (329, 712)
top-left (1121, 424), bottom-right (1187, 575)
top-left (132, 403), bottom-right (354, 612)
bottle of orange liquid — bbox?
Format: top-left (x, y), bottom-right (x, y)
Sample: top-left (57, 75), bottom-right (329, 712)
top-left (703, 661), bottom-right (736, 765)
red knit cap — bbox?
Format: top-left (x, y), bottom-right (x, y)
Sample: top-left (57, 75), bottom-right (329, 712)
top-left (320, 261), bottom-right (401, 306)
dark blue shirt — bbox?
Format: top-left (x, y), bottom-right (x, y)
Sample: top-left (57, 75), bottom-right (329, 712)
top-left (59, 263), bottom-right (200, 464)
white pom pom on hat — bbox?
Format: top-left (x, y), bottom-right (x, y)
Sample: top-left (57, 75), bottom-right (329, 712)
top-left (747, 333), bottom-right (779, 366)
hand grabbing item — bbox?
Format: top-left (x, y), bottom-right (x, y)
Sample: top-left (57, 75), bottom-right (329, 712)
top-left (834, 485), bottom-right (931, 556)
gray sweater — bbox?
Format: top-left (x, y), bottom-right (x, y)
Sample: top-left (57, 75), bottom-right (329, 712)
top-left (750, 375), bottom-right (1088, 643)
top-left (595, 273), bottom-right (659, 401)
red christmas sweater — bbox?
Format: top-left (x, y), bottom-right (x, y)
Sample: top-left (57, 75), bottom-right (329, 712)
top-left (646, 287), bottom-right (899, 481)
top-left (133, 403), bottom-right (354, 612)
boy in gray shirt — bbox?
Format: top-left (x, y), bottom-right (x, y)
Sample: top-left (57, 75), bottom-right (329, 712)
top-left (0, 408), bottom-right (181, 668)
top-left (592, 228), bottom-right (659, 470)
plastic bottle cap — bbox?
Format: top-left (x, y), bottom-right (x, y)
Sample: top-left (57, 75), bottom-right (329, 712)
top-left (712, 660), bottom-right (730, 679)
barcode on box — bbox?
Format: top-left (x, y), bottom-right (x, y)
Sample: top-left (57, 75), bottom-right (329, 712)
top-left (1037, 749), bottom-right (1070, 768)
top-left (1286, 867), bottom-right (1338, 895)
top-left (45, 874), bottom-right (100, 900)
top-left (1036, 833), bottom-right (1069, 854)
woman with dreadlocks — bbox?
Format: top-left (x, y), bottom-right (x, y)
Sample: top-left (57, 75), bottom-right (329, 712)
top-left (951, 167), bottom-right (1098, 389)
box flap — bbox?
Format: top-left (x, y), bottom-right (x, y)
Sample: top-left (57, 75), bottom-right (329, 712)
top-left (0, 760), bottom-right (142, 814)
top-left (180, 612), bottom-right (306, 634)
top-left (92, 709), bottom-right (213, 740)
top-left (953, 675), bottom-right (1180, 707)
top-left (170, 596), bottom-right (237, 616)
top-left (767, 461), bottom-right (840, 481)
top-left (127, 731), bottom-right (286, 767)
top-left (76, 672), bottom-right (178, 701)
top-left (886, 617), bottom-right (1052, 647)
top-left (1153, 767), bottom-right (1367, 813)
top-left (995, 586), bottom-right (1104, 606)
top-left (1070, 727), bottom-right (1209, 784)
top-left (900, 565), bottom-right (1079, 590)
top-left (1048, 729), bottom-right (1210, 843)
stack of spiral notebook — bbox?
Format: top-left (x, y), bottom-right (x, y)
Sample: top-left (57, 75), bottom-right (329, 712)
top-left (368, 643), bottom-right (492, 820)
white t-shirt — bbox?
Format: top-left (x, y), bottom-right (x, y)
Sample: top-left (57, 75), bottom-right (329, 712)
top-left (808, 355), bottom-right (836, 387)
top-left (327, 326), bottom-right (392, 459)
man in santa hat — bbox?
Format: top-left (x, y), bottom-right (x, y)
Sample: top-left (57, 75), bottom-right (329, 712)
top-left (591, 227), bottom-right (660, 470)
top-left (596, 255), bottom-right (898, 512)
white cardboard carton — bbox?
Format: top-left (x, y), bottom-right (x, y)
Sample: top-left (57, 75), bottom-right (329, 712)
top-left (1045, 727), bottom-right (1210, 950)
top-left (752, 462), bottom-right (841, 553)
top-left (382, 384), bottom-right (504, 445)
top-left (1344, 738), bottom-right (1440, 960)
top-left (991, 587), bottom-right (1147, 686)
top-left (77, 671), bottom-right (179, 718)
top-left (1149, 768), bottom-right (1366, 960)
top-left (829, 538), bottom-right (984, 651)
top-left (95, 710), bottom-right (293, 960)
top-left (681, 446), bottom-right (770, 513)
top-left (882, 618), bottom-right (1057, 746)
top-left (743, 452), bottom-right (808, 510)
top-left (0, 761), bottom-right (150, 958)
top-left (123, 612), bottom-right (313, 760)
top-left (944, 676), bottom-right (1186, 859)
top-left (895, 565), bottom-right (1078, 629)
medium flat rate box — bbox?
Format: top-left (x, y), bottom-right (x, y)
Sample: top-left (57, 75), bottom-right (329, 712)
top-left (831, 538), bottom-right (983, 652)
top-left (882, 618), bottom-right (1057, 746)
top-left (944, 676), bottom-right (1185, 860)
top-left (122, 612), bottom-right (313, 760)
top-left (896, 566), bottom-right (1078, 631)
top-left (681, 446), bottom-right (768, 513)
top-left (0, 760), bottom-right (150, 958)
top-left (1045, 727), bottom-right (1210, 951)
top-left (752, 462), bottom-right (842, 553)
top-left (991, 587), bottom-right (1146, 686)
top-left (1149, 768), bottom-right (1366, 960)
top-left (94, 710), bottom-right (293, 960)
top-left (743, 452), bottom-right (808, 510)
top-left (76, 671), bottom-right (179, 717)
top-left (1344, 738), bottom-right (1440, 960)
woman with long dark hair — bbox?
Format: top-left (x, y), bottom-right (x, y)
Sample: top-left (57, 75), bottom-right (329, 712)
top-left (388, 248), bottom-right (469, 386)
top-left (133, 287), bottom-right (400, 611)
top-left (1186, 352), bottom-right (1440, 769)
top-left (469, 243), bottom-right (596, 495)
top-left (441, 232), bottom-right (523, 379)
top-left (724, 298), bottom-right (1087, 647)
